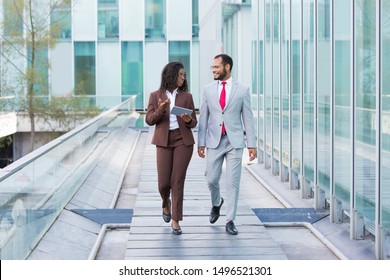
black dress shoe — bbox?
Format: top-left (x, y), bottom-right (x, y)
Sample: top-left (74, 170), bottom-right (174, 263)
top-left (162, 200), bottom-right (171, 223)
top-left (171, 226), bottom-right (182, 235)
top-left (225, 221), bottom-right (238, 235)
top-left (209, 197), bottom-right (224, 224)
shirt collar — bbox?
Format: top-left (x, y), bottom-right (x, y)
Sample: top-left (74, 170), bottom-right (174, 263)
top-left (166, 88), bottom-right (179, 95)
top-left (219, 77), bottom-right (232, 86)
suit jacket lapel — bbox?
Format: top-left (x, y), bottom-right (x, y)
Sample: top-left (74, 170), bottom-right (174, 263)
top-left (159, 89), bottom-right (168, 102)
top-left (175, 90), bottom-right (184, 106)
top-left (159, 90), bottom-right (170, 121)
top-left (212, 82), bottom-right (222, 111)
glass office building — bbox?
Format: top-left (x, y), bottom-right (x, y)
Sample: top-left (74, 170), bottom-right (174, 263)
top-left (1, 0), bottom-right (389, 259)
top-left (0, 0), bottom-right (201, 110)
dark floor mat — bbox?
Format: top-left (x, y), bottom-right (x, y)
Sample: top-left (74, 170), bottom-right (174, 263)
top-left (252, 208), bottom-right (329, 224)
top-left (72, 208), bottom-right (133, 225)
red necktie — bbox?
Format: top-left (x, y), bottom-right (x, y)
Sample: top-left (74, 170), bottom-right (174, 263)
top-left (219, 81), bottom-right (227, 134)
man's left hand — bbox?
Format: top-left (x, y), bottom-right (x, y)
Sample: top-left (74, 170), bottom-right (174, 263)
top-left (248, 148), bottom-right (257, 161)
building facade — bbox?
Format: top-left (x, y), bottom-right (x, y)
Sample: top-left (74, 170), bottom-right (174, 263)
top-left (248, 0), bottom-right (389, 259)
top-left (1, 0), bottom-right (389, 259)
top-left (1, 0), bottom-right (203, 110)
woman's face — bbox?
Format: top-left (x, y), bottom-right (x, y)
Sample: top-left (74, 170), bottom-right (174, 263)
top-left (176, 68), bottom-right (186, 88)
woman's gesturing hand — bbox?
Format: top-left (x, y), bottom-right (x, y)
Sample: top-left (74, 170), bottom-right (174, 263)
top-left (158, 98), bottom-right (170, 112)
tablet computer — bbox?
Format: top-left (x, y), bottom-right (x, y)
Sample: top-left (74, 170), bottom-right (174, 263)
top-left (170, 106), bottom-right (193, 116)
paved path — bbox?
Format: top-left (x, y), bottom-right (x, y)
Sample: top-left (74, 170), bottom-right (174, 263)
top-left (125, 131), bottom-right (288, 260)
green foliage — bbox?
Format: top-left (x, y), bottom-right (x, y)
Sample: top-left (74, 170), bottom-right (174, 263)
top-left (0, 136), bottom-right (12, 149)
top-left (31, 93), bottom-right (102, 130)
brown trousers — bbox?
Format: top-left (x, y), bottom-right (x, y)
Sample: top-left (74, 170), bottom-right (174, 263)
top-left (156, 129), bottom-right (193, 221)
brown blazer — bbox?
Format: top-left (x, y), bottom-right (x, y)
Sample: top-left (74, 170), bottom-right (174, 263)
top-left (146, 89), bottom-right (197, 147)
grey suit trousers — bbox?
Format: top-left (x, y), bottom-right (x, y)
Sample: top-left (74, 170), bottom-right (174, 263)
top-left (206, 134), bottom-right (243, 221)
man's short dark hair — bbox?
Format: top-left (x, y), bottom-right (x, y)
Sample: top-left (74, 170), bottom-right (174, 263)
top-left (214, 54), bottom-right (233, 71)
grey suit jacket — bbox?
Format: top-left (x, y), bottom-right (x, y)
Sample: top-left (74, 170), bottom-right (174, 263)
top-left (197, 79), bottom-right (256, 149)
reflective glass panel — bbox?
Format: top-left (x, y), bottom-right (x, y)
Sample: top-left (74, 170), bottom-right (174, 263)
top-left (28, 47), bottom-right (49, 96)
top-left (74, 42), bottom-right (96, 96)
top-left (3, 0), bottom-right (23, 36)
top-left (169, 41), bottom-right (190, 90)
top-left (122, 42), bottom-right (144, 109)
top-left (258, 0), bottom-right (265, 154)
top-left (98, 0), bottom-right (119, 40)
top-left (334, 0), bottom-right (351, 208)
top-left (381, 1), bottom-right (390, 231)
top-left (192, 0), bottom-right (199, 38)
top-left (265, 0), bottom-right (272, 167)
top-left (145, 0), bottom-right (166, 40)
top-left (354, 0), bottom-right (376, 223)
top-left (303, 0), bottom-right (315, 183)
top-left (291, 0), bottom-right (301, 177)
top-left (51, 2), bottom-right (72, 39)
top-left (273, 0), bottom-right (280, 171)
top-left (281, 0), bottom-right (290, 168)
top-left (317, 0), bottom-right (331, 194)
top-left (252, 40), bottom-right (258, 95)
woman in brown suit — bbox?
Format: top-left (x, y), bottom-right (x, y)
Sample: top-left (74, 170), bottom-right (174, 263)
top-left (145, 62), bottom-right (197, 235)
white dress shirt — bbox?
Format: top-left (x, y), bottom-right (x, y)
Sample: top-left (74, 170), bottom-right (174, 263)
top-left (166, 88), bottom-right (179, 130)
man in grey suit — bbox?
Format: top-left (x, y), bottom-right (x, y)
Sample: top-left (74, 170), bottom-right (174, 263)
top-left (198, 54), bottom-right (257, 235)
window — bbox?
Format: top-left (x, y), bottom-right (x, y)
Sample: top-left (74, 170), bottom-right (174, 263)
top-left (74, 42), bottom-right (96, 95)
top-left (169, 41), bottom-right (190, 90)
top-left (122, 42), bottom-right (143, 109)
top-left (145, 0), bottom-right (166, 40)
top-left (3, 0), bottom-right (23, 37)
top-left (98, 0), bottom-right (119, 40)
top-left (192, 0), bottom-right (199, 38)
top-left (28, 47), bottom-right (49, 96)
top-left (51, 1), bottom-right (72, 39)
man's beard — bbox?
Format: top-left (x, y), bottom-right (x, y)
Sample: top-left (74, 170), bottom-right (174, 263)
top-left (214, 67), bottom-right (227, 81)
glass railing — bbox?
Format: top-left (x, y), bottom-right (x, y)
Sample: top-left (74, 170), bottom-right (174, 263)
top-left (0, 96), bottom-right (136, 259)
